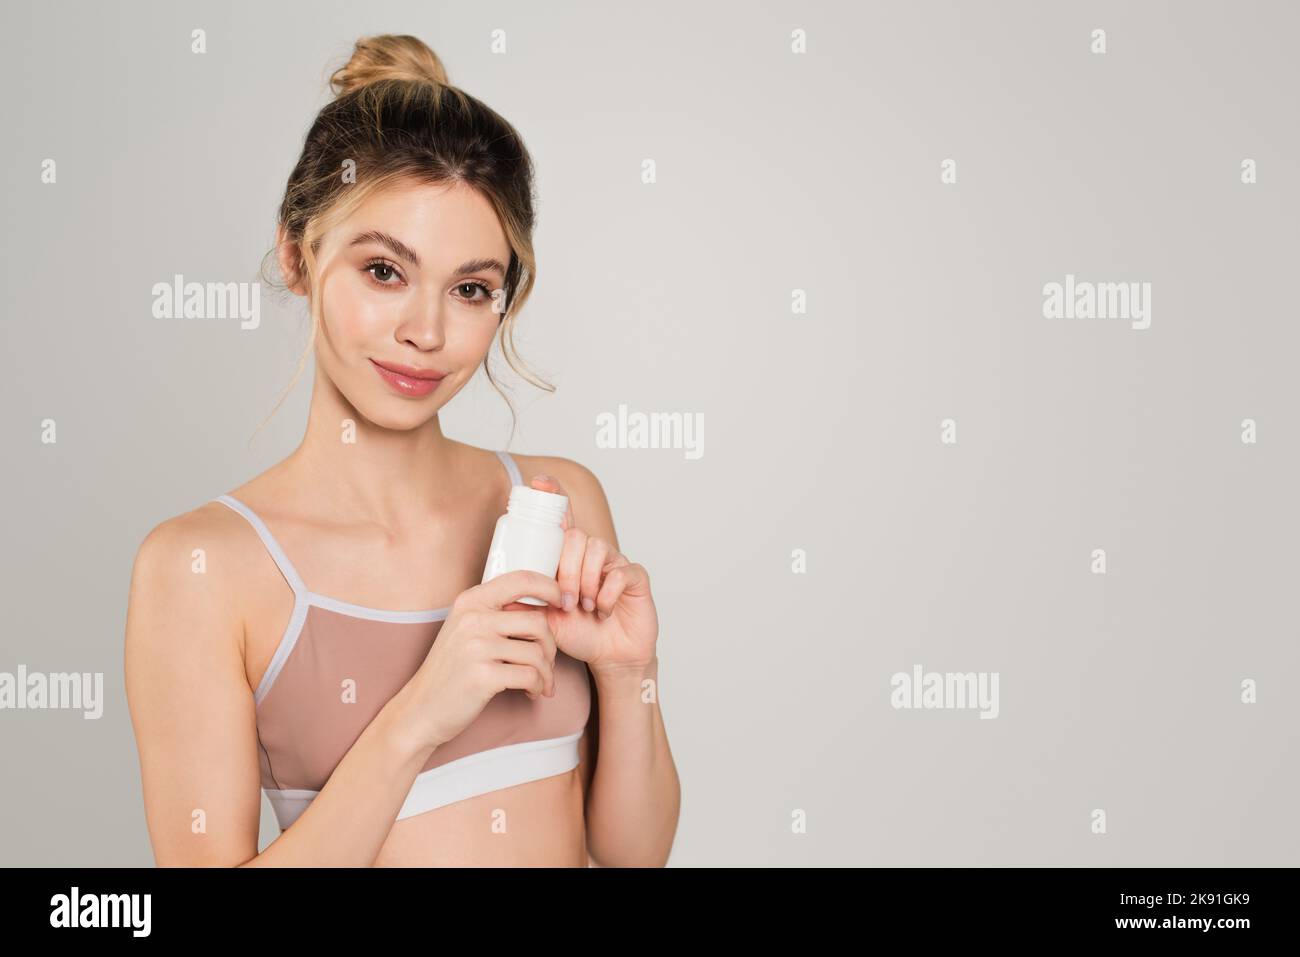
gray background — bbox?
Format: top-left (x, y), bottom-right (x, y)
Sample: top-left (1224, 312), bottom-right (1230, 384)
top-left (1, 0), bottom-right (1296, 866)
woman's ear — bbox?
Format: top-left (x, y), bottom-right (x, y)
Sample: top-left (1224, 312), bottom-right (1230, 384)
top-left (275, 224), bottom-right (308, 296)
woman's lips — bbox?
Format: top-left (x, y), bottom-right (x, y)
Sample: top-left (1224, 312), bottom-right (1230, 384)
top-left (369, 358), bottom-right (446, 397)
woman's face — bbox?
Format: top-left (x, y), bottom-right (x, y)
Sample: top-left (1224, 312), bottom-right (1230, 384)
top-left (299, 179), bottom-right (512, 430)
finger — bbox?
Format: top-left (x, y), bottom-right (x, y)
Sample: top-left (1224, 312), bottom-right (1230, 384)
top-left (530, 474), bottom-right (575, 531)
top-left (578, 536), bottom-right (613, 613)
top-left (473, 568), bottom-right (563, 610)
top-left (483, 609), bottom-right (557, 670)
top-left (487, 634), bottom-right (555, 697)
top-left (555, 526), bottom-right (587, 611)
top-left (594, 561), bottom-right (646, 620)
top-left (491, 662), bottom-right (548, 700)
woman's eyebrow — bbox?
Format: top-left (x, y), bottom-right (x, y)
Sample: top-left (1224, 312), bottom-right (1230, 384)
top-left (453, 258), bottom-right (507, 279)
top-left (348, 230), bottom-right (422, 266)
top-left (346, 232), bottom-right (506, 279)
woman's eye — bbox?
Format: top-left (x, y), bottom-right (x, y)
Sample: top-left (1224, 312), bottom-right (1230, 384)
top-left (365, 261), bottom-right (403, 285)
top-left (456, 282), bottom-right (490, 303)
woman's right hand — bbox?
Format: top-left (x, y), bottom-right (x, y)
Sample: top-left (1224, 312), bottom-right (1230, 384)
top-left (397, 569), bottom-right (565, 754)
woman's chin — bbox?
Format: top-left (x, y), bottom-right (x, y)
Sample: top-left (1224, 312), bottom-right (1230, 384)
top-left (354, 399), bottom-right (442, 432)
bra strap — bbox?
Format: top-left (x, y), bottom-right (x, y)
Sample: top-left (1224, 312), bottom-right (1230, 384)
top-left (213, 494), bottom-right (308, 597)
top-left (495, 449), bottom-right (523, 487)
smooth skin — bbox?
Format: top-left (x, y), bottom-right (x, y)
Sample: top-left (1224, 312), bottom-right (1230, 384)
top-left (124, 178), bottom-right (680, 867)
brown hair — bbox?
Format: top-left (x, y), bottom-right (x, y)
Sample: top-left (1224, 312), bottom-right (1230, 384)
top-left (256, 34), bottom-right (551, 444)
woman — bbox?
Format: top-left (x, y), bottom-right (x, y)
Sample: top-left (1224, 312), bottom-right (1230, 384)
top-left (124, 34), bottom-right (679, 867)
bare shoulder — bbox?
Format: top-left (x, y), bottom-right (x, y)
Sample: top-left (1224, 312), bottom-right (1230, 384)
top-left (125, 500), bottom-right (266, 865)
top-left (131, 501), bottom-right (263, 602)
top-left (126, 500), bottom-right (271, 663)
top-left (510, 453), bottom-right (618, 550)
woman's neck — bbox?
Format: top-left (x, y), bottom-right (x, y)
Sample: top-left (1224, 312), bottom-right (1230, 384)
top-left (283, 365), bottom-right (469, 527)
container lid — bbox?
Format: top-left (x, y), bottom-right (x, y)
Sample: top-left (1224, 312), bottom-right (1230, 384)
top-left (507, 484), bottom-right (569, 521)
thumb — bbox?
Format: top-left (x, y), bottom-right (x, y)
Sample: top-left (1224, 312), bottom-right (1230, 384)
top-left (530, 473), bottom-right (574, 530)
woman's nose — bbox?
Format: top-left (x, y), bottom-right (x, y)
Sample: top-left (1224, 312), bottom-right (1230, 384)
top-left (395, 295), bottom-right (446, 350)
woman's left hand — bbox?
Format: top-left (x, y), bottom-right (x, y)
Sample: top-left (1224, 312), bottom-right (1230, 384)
top-left (517, 474), bottom-right (659, 676)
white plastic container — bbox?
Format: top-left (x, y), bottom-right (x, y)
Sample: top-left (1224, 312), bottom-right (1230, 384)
top-left (481, 484), bottom-right (569, 605)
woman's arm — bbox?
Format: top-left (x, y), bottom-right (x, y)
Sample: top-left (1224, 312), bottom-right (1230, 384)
top-left (534, 458), bottom-right (681, 867)
top-left (125, 507), bottom-right (434, 867)
top-left (586, 656), bottom-right (678, 867)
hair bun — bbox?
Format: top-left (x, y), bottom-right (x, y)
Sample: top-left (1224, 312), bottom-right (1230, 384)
top-left (329, 34), bottom-right (448, 97)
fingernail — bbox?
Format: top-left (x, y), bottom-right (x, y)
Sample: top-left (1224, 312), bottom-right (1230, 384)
top-left (581, 597), bottom-right (594, 613)
top-left (563, 592), bottom-right (576, 610)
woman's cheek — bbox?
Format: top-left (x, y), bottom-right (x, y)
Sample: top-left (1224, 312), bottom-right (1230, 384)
top-left (466, 311), bottom-right (499, 353)
top-left (323, 272), bottom-right (388, 346)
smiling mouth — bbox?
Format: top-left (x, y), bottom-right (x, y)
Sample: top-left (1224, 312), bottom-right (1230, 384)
top-left (369, 358), bottom-right (447, 397)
